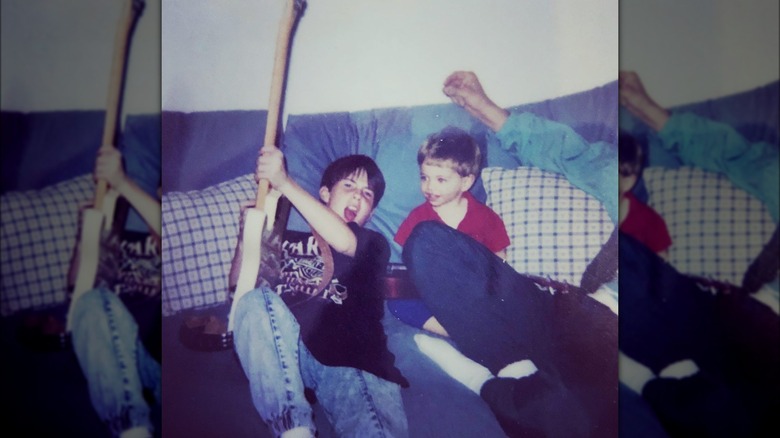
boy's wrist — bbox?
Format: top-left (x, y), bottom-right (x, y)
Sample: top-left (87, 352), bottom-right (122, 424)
top-left (272, 176), bottom-right (293, 194)
top-left (625, 95), bottom-right (669, 132)
top-left (111, 176), bottom-right (130, 193)
top-left (473, 102), bottom-right (509, 132)
top-left (639, 103), bottom-right (670, 132)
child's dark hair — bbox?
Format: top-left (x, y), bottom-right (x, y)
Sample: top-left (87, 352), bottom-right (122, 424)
top-left (418, 126), bottom-right (482, 177)
top-left (618, 132), bottom-right (645, 178)
top-left (320, 155), bottom-right (386, 206)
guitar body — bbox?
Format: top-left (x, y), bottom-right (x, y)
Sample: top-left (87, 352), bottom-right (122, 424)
top-left (229, 191), bottom-right (289, 304)
top-left (18, 191), bottom-right (126, 350)
top-left (179, 191), bottom-right (291, 351)
top-left (67, 191), bottom-right (122, 286)
top-left (66, 191), bottom-right (126, 329)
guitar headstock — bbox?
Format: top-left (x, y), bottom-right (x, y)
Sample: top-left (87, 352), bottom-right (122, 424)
top-left (132, 0), bottom-right (146, 16)
top-left (293, 0), bottom-right (308, 16)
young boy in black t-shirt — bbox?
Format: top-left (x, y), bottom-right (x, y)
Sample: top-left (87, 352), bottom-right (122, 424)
top-left (232, 145), bottom-right (408, 438)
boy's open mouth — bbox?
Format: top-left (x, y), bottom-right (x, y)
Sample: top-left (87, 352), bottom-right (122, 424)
top-left (344, 207), bottom-right (357, 222)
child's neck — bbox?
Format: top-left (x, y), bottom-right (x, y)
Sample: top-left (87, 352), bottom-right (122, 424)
top-left (433, 196), bottom-right (469, 229)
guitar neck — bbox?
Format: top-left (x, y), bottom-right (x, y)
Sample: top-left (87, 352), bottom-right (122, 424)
top-left (255, 0), bottom-right (306, 209)
top-left (95, 0), bottom-right (145, 209)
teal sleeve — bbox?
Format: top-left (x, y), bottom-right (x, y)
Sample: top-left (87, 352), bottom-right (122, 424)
top-left (658, 112), bottom-right (779, 223)
top-left (490, 112), bottom-right (618, 224)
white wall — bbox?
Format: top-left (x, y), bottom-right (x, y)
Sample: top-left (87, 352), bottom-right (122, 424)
top-left (161, 0), bottom-right (619, 114)
top-left (4, 1), bottom-right (777, 115)
top-left (0, 0), bottom-right (161, 114)
top-left (1, 0), bottom-right (618, 115)
top-left (620, 0), bottom-right (779, 108)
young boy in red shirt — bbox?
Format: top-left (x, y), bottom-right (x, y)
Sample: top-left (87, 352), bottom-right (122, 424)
top-left (390, 71), bottom-right (618, 437)
top-left (392, 126), bottom-right (510, 336)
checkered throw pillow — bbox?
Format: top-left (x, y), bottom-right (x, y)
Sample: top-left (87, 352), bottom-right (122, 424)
top-left (482, 167), bottom-right (614, 285)
top-left (161, 174), bottom-right (257, 316)
top-left (1, 174), bottom-right (95, 316)
top-left (644, 166), bottom-right (776, 285)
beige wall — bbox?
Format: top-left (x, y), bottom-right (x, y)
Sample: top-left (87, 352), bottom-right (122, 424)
top-left (620, 0), bottom-right (779, 107)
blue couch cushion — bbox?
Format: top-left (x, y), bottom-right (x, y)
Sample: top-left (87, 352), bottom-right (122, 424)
top-left (161, 110), bottom-right (267, 194)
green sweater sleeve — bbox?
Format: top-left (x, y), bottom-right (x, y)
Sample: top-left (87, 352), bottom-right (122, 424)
top-left (658, 112), bottom-right (779, 223)
top-left (491, 112), bottom-right (618, 223)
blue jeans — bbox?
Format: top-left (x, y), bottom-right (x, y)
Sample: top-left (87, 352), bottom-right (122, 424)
top-left (70, 288), bottom-right (161, 437)
top-left (233, 288), bottom-right (408, 438)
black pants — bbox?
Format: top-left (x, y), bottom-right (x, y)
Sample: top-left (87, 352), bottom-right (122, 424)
top-left (619, 233), bottom-right (780, 437)
top-left (404, 221), bottom-right (618, 437)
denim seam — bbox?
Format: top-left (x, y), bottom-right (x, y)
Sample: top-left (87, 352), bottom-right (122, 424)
top-left (102, 292), bottom-right (141, 436)
top-left (357, 371), bottom-right (386, 437)
top-left (262, 290), bottom-right (309, 436)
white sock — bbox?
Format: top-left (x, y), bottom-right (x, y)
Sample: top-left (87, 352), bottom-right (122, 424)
top-left (414, 333), bottom-right (494, 395)
top-left (659, 359), bottom-right (699, 379)
top-left (119, 426), bottom-right (152, 438)
top-left (497, 359), bottom-right (538, 379)
top-left (619, 351), bottom-right (656, 394)
top-left (751, 284), bottom-right (780, 315)
top-left (588, 284), bottom-right (619, 315)
top-left (280, 426), bottom-right (315, 438)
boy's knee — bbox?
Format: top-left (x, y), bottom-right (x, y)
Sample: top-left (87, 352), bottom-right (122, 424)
top-left (403, 221), bottom-right (451, 261)
top-left (237, 287), bottom-right (276, 309)
top-left (72, 288), bottom-right (113, 320)
top-left (410, 221), bottom-right (450, 241)
top-left (71, 288), bottom-right (137, 337)
top-left (234, 288), bottom-right (278, 326)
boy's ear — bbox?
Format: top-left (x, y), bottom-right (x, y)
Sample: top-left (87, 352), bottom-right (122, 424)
top-left (460, 174), bottom-right (476, 192)
top-left (319, 186), bottom-right (331, 203)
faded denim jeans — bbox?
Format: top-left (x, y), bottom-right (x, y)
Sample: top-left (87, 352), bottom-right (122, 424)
top-left (233, 288), bottom-right (408, 438)
top-left (71, 288), bottom-right (161, 437)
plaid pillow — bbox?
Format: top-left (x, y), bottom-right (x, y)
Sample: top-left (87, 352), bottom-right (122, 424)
top-left (0, 174), bottom-right (94, 316)
top-left (161, 174), bottom-right (256, 316)
top-left (644, 166), bottom-right (776, 285)
top-left (482, 167), bottom-right (614, 285)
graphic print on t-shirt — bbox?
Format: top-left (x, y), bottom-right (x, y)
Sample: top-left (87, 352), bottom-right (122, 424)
top-left (116, 231), bottom-right (161, 298)
top-left (277, 231), bottom-right (347, 305)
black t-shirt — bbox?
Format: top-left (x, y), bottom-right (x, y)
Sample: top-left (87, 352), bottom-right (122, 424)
top-left (277, 222), bottom-right (408, 387)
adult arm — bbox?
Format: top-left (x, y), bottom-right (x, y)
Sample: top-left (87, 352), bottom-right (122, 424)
top-left (620, 71), bottom-right (779, 222)
top-left (444, 71), bottom-right (618, 223)
top-left (618, 71), bottom-right (670, 132)
top-left (443, 71), bottom-right (510, 132)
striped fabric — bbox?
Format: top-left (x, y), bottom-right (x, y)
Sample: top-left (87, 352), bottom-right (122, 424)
top-left (644, 166), bottom-right (776, 286)
top-left (1, 174), bottom-right (94, 315)
top-left (161, 174), bottom-right (256, 316)
top-left (482, 166), bottom-right (614, 286)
